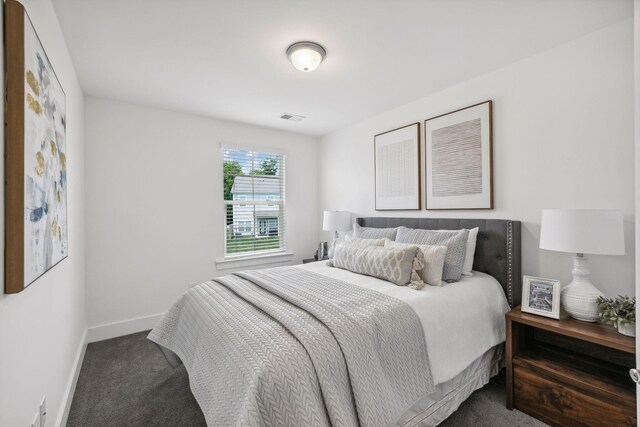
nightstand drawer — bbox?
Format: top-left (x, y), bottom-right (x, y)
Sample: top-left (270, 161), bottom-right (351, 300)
top-left (514, 366), bottom-right (635, 427)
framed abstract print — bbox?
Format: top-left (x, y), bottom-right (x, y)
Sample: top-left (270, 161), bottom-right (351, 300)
top-left (424, 101), bottom-right (493, 210)
top-left (374, 123), bottom-right (421, 210)
top-left (5, 0), bottom-right (68, 293)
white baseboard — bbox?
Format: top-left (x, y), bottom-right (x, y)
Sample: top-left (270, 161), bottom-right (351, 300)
top-left (55, 329), bottom-right (87, 427)
top-left (86, 312), bottom-right (166, 343)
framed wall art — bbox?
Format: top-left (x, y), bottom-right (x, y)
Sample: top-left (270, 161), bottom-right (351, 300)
top-left (424, 101), bottom-right (493, 210)
top-left (374, 123), bottom-right (421, 210)
top-left (5, 0), bottom-right (68, 293)
top-left (521, 276), bottom-right (561, 319)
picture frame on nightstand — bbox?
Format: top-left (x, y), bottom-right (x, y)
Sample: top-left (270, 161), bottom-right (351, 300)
top-left (521, 275), bottom-right (561, 319)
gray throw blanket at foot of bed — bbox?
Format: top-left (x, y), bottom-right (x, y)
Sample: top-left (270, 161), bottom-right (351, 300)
top-left (148, 266), bottom-right (434, 427)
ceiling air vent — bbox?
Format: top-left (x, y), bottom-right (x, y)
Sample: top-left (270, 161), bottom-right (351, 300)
top-left (280, 113), bottom-right (306, 122)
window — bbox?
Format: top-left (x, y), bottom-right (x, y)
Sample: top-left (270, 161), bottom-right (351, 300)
top-left (223, 148), bottom-right (285, 257)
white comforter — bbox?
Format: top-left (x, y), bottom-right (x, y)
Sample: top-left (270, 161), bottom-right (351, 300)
top-left (297, 261), bottom-right (510, 384)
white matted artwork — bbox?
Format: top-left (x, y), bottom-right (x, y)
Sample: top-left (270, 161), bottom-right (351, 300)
top-left (425, 101), bottom-right (493, 210)
top-left (521, 276), bottom-right (561, 319)
top-left (374, 123), bottom-right (421, 210)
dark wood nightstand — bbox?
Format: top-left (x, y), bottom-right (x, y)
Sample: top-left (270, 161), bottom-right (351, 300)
top-left (302, 258), bottom-right (318, 264)
top-left (506, 306), bottom-right (636, 427)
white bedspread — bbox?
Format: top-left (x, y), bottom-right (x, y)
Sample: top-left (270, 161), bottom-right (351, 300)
top-left (297, 261), bottom-right (510, 384)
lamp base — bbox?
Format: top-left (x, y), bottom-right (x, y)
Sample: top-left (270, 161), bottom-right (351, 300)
top-left (560, 255), bottom-right (603, 322)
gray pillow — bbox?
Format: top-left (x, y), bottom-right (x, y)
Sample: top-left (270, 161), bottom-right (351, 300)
top-left (352, 223), bottom-right (398, 240)
top-left (329, 244), bottom-right (421, 287)
top-left (396, 227), bottom-right (470, 282)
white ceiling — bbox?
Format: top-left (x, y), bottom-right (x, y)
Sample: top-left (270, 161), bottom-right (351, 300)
top-left (52, 0), bottom-right (632, 137)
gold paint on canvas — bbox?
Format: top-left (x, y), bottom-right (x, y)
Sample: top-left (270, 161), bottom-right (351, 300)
top-left (26, 70), bottom-right (40, 96)
top-left (59, 152), bottom-right (66, 171)
top-left (35, 152), bottom-right (45, 176)
top-left (26, 93), bottom-right (42, 114)
top-left (50, 140), bottom-right (57, 156)
top-left (51, 218), bottom-right (58, 237)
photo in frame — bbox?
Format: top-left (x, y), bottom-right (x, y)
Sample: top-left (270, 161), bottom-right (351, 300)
top-left (522, 276), bottom-right (561, 319)
top-left (374, 123), bottom-right (421, 210)
top-left (5, 0), bottom-right (68, 293)
top-left (424, 101), bottom-right (493, 210)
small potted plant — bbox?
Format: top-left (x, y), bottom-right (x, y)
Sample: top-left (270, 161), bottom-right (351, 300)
top-left (596, 295), bottom-right (636, 337)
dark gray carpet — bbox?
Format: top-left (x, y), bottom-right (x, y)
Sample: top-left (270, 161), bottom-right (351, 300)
top-left (67, 331), bottom-right (206, 427)
top-left (68, 331), bottom-right (547, 426)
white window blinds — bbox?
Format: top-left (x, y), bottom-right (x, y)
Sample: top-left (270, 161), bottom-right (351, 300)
top-left (223, 148), bottom-right (286, 257)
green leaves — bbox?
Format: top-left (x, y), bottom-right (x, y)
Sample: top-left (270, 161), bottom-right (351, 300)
top-left (250, 157), bottom-right (279, 176)
top-left (596, 295), bottom-right (636, 325)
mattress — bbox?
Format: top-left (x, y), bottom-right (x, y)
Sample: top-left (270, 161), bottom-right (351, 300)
top-left (297, 261), bottom-right (510, 384)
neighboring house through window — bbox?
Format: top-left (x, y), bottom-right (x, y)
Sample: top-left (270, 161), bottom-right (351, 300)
top-left (223, 148), bottom-right (285, 256)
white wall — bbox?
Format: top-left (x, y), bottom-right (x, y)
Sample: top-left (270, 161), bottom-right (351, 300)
top-left (320, 19), bottom-right (635, 298)
top-left (0, 1), bottom-right (86, 426)
top-left (84, 97), bottom-right (319, 328)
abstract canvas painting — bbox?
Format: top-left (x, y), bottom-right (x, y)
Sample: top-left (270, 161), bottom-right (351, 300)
top-left (424, 101), bottom-right (493, 210)
top-left (6, 0), bottom-right (67, 293)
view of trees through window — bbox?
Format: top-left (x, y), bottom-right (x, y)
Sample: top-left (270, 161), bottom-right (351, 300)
top-left (223, 149), bottom-right (285, 255)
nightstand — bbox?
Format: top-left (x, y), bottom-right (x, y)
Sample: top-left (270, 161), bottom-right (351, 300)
top-left (506, 306), bottom-right (636, 426)
top-left (302, 258), bottom-right (318, 264)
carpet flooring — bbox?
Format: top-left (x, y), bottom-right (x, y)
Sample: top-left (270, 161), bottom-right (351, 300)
top-left (67, 331), bottom-right (548, 427)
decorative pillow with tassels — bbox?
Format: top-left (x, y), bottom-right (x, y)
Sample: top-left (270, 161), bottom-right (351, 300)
top-left (328, 243), bottom-right (424, 288)
top-left (385, 240), bottom-right (447, 287)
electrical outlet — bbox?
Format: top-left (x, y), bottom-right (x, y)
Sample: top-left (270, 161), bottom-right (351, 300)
top-left (30, 411), bottom-right (40, 427)
top-left (39, 396), bottom-right (46, 427)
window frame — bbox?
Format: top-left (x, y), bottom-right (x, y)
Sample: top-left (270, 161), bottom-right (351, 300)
top-left (221, 146), bottom-right (287, 260)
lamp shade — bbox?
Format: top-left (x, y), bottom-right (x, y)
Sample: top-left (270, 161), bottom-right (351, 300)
top-left (322, 211), bottom-right (351, 232)
top-left (539, 209), bottom-right (625, 255)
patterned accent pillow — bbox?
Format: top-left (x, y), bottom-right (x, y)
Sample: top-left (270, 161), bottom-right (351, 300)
top-left (396, 227), bottom-right (470, 282)
top-left (385, 241), bottom-right (447, 287)
top-left (329, 244), bottom-right (423, 287)
top-left (327, 230), bottom-right (354, 258)
top-left (343, 236), bottom-right (387, 246)
top-left (329, 236), bottom-right (386, 259)
top-left (352, 223), bottom-right (398, 240)
top-left (431, 227), bottom-right (479, 276)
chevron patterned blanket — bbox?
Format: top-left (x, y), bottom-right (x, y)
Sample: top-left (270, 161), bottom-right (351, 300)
top-left (148, 266), bottom-right (434, 427)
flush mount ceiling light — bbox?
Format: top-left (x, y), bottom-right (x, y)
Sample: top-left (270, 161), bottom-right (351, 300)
top-left (286, 41), bottom-right (326, 72)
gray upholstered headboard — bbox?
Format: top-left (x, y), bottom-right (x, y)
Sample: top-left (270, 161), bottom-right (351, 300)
top-left (356, 217), bottom-right (522, 308)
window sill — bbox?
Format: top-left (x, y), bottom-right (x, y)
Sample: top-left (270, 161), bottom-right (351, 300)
top-left (215, 251), bottom-right (294, 270)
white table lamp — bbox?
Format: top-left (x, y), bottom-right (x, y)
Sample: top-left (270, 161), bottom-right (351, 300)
top-left (539, 209), bottom-right (625, 322)
top-left (322, 211), bottom-right (352, 241)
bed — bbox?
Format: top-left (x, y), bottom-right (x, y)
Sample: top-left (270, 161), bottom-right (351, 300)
top-left (149, 217), bottom-right (522, 427)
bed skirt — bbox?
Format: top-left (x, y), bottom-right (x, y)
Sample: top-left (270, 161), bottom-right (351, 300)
top-left (395, 344), bottom-right (504, 427)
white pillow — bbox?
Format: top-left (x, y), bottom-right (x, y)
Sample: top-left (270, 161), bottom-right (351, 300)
top-left (386, 240), bottom-right (447, 287)
top-left (462, 227), bottom-right (479, 276)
